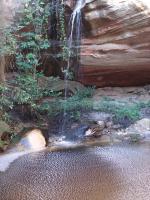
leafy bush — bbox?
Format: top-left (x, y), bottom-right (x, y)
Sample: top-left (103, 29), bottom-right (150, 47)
top-left (15, 0), bottom-right (51, 76)
top-left (37, 97), bottom-right (92, 117)
top-left (0, 75), bottom-right (62, 123)
top-left (37, 87), bottom-right (94, 118)
top-left (12, 75), bottom-right (42, 104)
top-left (0, 84), bottom-right (13, 111)
top-left (10, 74), bottom-right (61, 105)
top-left (94, 98), bottom-right (140, 123)
top-left (73, 87), bottom-right (95, 99)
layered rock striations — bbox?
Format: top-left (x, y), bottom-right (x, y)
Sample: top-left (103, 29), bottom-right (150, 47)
top-left (1, 0), bottom-right (150, 86)
top-left (78, 0), bottom-right (150, 86)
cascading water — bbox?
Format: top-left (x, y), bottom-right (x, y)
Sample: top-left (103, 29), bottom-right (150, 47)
top-left (67, 0), bottom-right (86, 72)
top-left (63, 0), bottom-right (86, 99)
top-left (60, 0), bottom-right (86, 142)
top-left (45, 0), bottom-right (86, 147)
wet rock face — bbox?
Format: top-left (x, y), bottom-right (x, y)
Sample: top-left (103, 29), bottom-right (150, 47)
top-left (78, 0), bottom-right (150, 86)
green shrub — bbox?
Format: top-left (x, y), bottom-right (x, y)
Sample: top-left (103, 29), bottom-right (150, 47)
top-left (37, 97), bottom-right (92, 118)
top-left (10, 74), bottom-right (61, 105)
top-left (73, 87), bottom-right (95, 99)
top-left (0, 84), bottom-right (13, 111)
top-left (94, 98), bottom-right (140, 122)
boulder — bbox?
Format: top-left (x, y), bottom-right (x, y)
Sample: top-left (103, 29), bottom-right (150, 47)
top-left (0, 129), bottom-right (46, 172)
top-left (135, 118), bottom-right (150, 131)
top-left (98, 135), bottom-right (111, 145)
top-left (115, 118), bottom-right (150, 142)
top-left (0, 121), bottom-right (10, 152)
top-left (38, 76), bottom-right (84, 94)
top-left (97, 120), bottom-right (105, 130)
top-left (0, 121), bottom-right (10, 138)
top-left (15, 129), bottom-right (46, 151)
top-left (85, 123), bottom-right (105, 137)
top-left (85, 111), bottom-right (112, 122)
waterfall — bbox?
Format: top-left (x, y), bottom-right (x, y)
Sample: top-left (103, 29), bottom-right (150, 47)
top-left (47, 0), bottom-right (86, 143)
top-left (61, 0), bottom-right (85, 139)
top-left (63, 0), bottom-right (85, 102)
top-left (67, 0), bottom-right (85, 72)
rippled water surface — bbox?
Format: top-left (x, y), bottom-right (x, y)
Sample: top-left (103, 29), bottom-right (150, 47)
top-left (0, 143), bottom-right (150, 200)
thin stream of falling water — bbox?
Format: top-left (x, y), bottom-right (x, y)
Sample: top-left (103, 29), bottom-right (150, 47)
top-left (61, 0), bottom-right (85, 137)
top-left (67, 0), bottom-right (85, 71)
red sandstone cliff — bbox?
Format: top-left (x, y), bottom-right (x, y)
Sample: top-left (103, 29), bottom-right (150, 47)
top-left (77, 0), bottom-right (150, 86)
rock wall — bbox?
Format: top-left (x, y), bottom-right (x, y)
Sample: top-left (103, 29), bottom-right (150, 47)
top-left (1, 0), bottom-right (150, 87)
top-left (77, 0), bottom-right (150, 86)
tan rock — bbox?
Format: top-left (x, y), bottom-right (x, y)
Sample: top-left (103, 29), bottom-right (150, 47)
top-left (38, 77), bottom-right (84, 94)
top-left (17, 129), bottom-right (46, 151)
top-left (135, 118), bottom-right (150, 131)
top-left (106, 121), bottom-right (113, 128)
top-left (85, 128), bottom-right (94, 137)
top-left (115, 118), bottom-right (150, 142)
top-left (99, 135), bottom-right (111, 145)
top-left (0, 121), bottom-right (10, 138)
top-left (97, 120), bottom-right (105, 130)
